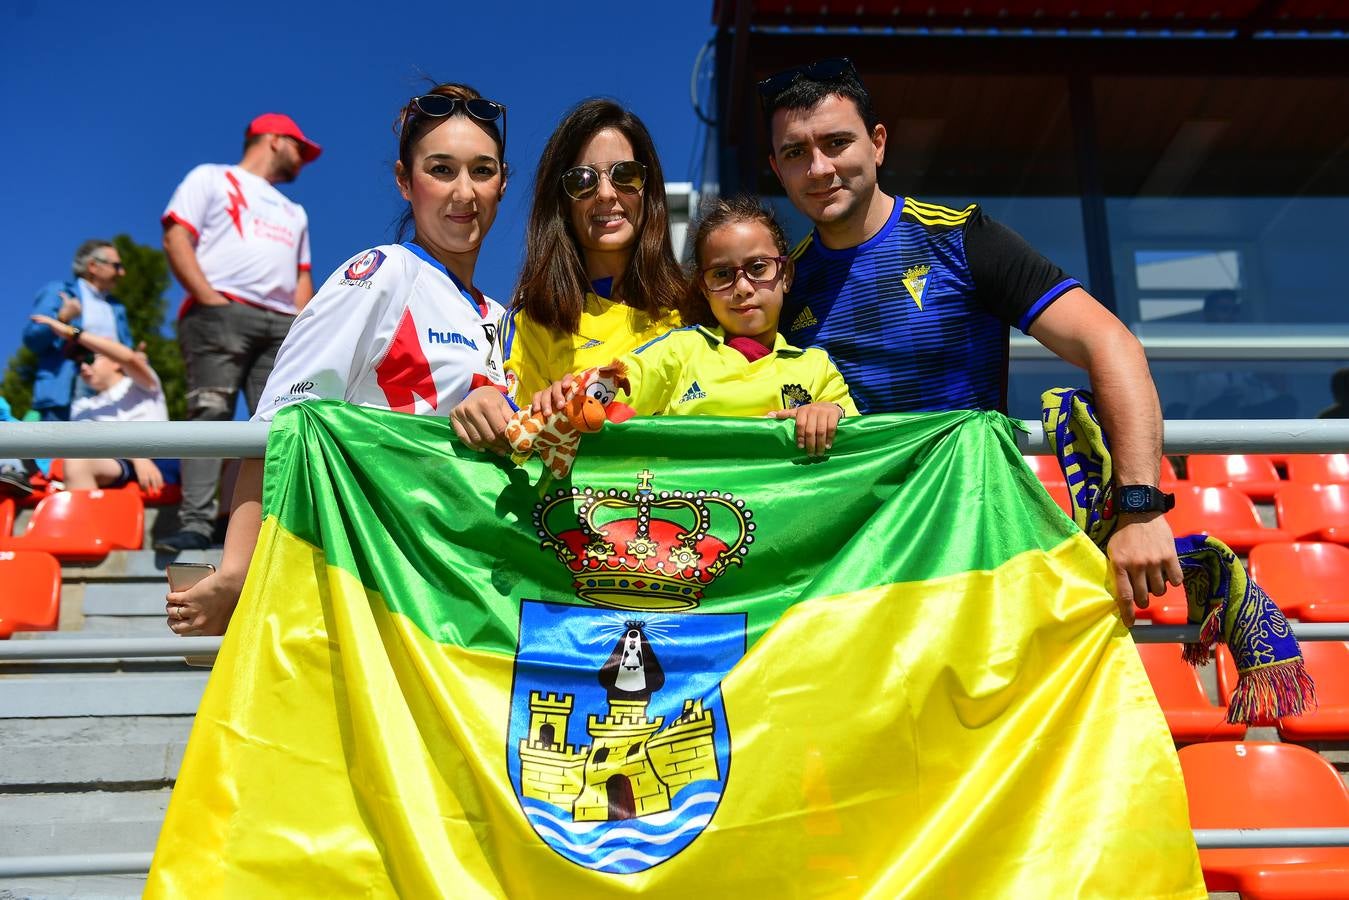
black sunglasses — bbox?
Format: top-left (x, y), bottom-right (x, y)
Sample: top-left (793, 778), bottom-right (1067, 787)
top-left (401, 94), bottom-right (508, 158)
top-left (756, 57), bottom-right (859, 108)
top-left (92, 255), bottom-right (125, 271)
top-left (561, 160), bottom-right (647, 201)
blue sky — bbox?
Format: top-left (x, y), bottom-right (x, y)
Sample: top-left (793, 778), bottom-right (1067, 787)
top-left (0, 0), bottom-right (716, 364)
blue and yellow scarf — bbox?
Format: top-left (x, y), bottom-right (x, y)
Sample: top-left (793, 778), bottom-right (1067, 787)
top-left (1041, 387), bottom-right (1315, 724)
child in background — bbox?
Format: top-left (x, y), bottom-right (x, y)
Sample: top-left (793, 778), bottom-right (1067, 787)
top-left (531, 195), bottom-right (856, 455)
top-left (29, 313), bottom-right (175, 495)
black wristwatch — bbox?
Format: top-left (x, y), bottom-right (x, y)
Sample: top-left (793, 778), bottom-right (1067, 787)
top-left (1116, 484), bottom-right (1175, 514)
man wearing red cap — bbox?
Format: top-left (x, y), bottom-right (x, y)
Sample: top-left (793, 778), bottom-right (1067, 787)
top-left (156, 113), bottom-right (321, 553)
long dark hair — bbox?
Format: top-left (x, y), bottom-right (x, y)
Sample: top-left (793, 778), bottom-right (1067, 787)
top-left (680, 195), bottom-right (791, 327)
top-left (512, 99), bottom-right (683, 335)
top-left (393, 81), bottom-right (507, 243)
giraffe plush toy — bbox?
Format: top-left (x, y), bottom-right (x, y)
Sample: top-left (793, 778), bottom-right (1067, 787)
top-left (506, 361), bottom-right (635, 478)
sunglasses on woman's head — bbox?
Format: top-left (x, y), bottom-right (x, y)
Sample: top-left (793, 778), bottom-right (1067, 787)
top-left (402, 94), bottom-right (508, 157)
top-left (561, 160), bottom-right (647, 201)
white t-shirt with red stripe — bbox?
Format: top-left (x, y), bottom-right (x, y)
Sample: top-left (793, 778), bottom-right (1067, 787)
top-left (252, 242), bottom-right (506, 422)
top-left (162, 164), bottom-right (311, 315)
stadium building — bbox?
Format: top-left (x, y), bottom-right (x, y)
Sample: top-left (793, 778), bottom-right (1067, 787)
top-left (699, 0), bottom-right (1349, 422)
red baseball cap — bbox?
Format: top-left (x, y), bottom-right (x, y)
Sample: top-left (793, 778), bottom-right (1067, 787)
top-left (246, 113), bottom-right (322, 163)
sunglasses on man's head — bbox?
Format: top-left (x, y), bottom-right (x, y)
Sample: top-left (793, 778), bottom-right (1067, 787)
top-left (756, 57), bottom-right (859, 108)
top-left (561, 160), bottom-right (647, 201)
top-left (401, 94), bottom-right (508, 157)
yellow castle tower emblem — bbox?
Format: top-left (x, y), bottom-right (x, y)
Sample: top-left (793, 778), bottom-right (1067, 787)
top-left (518, 621), bottom-right (718, 821)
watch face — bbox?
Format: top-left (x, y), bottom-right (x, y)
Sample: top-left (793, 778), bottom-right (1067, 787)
top-left (1121, 486), bottom-right (1148, 511)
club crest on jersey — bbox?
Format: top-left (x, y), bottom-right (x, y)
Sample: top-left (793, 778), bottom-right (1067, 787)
top-left (781, 384), bottom-right (813, 409)
top-left (902, 265), bottom-right (931, 310)
top-left (341, 249), bottom-right (387, 288)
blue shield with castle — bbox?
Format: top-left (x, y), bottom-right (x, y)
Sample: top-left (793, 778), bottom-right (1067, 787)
top-left (508, 602), bottom-right (744, 873)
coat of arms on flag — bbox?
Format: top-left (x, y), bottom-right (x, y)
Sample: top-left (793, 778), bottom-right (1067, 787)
top-left (509, 603), bottom-right (742, 873)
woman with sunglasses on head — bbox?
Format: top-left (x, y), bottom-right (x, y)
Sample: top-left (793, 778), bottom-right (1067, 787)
top-left (450, 99), bottom-right (684, 449)
top-left (166, 82), bottom-right (510, 638)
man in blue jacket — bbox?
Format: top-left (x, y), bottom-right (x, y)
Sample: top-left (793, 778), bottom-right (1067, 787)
top-left (23, 239), bottom-right (133, 420)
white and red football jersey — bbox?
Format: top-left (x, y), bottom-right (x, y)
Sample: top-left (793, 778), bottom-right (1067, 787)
top-left (252, 242), bottom-right (506, 422)
top-left (162, 164), bottom-right (311, 314)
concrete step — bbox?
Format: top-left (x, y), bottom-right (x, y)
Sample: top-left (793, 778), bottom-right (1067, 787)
top-left (0, 716), bottom-right (190, 789)
top-left (0, 874), bottom-right (147, 899)
top-left (0, 671), bottom-right (208, 718)
top-left (59, 549), bottom-right (222, 583)
top-left (81, 583), bottom-right (171, 617)
top-left (78, 616), bottom-right (178, 635)
top-left (0, 789), bottom-right (171, 857)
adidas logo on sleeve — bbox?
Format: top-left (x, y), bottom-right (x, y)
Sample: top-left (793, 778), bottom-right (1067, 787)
top-left (678, 381), bottom-right (707, 404)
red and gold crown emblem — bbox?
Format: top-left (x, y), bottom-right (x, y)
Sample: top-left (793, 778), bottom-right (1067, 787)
top-left (533, 469), bottom-right (755, 611)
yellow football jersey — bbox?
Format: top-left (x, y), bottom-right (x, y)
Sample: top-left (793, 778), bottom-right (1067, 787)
top-left (499, 292), bottom-right (681, 404)
top-left (618, 326), bottom-right (858, 418)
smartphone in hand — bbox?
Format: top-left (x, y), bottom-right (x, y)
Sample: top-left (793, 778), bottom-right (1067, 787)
top-left (167, 561), bottom-right (216, 593)
top-left (166, 562), bottom-right (216, 667)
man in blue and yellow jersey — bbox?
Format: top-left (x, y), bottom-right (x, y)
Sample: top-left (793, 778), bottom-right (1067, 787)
top-left (758, 58), bottom-right (1180, 622)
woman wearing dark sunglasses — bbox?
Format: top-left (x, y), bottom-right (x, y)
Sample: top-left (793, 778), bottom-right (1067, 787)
top-left (166, 82), bottom-right (512, 638)
top-left (450, 98), bottom-right (684, 450)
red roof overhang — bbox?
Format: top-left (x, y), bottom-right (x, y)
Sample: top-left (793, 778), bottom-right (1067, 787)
top-left (713, 1), bottom-right (1349, 34)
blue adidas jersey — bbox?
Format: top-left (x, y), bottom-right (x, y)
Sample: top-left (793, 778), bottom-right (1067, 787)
top-left (783, 197), bottom-right (1079, 414)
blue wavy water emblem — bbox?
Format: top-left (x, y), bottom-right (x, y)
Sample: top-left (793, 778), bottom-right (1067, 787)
top-left (508, 601), bottom-right (744, 874)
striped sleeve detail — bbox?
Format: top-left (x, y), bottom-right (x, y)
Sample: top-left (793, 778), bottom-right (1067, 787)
top-left (1017, 278), bottom-right (1081, 334)
top-left (789, 233), bottom-right (815, 262)
top-left (500, 307), bottom-right (522, 360)
top-left (630, 325), bottom-right (696, 356)
top-left (904, 198), bottom-right (977, 228)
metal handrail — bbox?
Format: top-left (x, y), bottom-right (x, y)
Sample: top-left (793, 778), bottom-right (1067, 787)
top-left (2, 419), bottom-right (1348, 457)
top-left (1011, 331), bottom-right (1349, 361)
top-left (4, 830), bottom-right (1349, 878)
top-left (2, 625), bottom-right (1347, 662)
top-left (0, 853), bottom-right (153, 878)
top-left (1133, 623), bottom-right (1349, 642)
top-left (0, 636), bottom-right (221, 660)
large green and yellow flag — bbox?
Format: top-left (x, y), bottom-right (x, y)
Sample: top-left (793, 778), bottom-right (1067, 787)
top-left (147, 402), bottom-right (1203, 898)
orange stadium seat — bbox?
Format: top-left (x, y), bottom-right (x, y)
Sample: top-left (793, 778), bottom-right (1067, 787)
top-left (1276, 484), bottom-right (1349, 544)
top-left (1168, 485), bottom-right (1291, 552)
top-left (1136, 643), bottom-right (1245, 743)
top-left (0, 497), bottom-right (13, 538)
top-left (1248, 542), bottom-right (1349, 622)
top-left (1179, 740), bottom-right (1349, 898)
top-left (1040, 480), bottom-right (1072, 517)
top-left (0, 489), bottom-right (144, 561)
top-left (1160, 456), bottom-right (1182, 488)
top-left (126, 480), bottom-right (183, 507)
top-left (1187, 454), bottom-right (1286, 501)
top-left (1023, 454), bottom-right (1066, 486)
top-left (1215, 644), bottom-right (1349, 741)
top-left (1134, 581), bottom-right (1189, 624)
top-left (0, 550), bottom-right (61, 638)
top-left (1286, 454), bottom-right (1349, 485)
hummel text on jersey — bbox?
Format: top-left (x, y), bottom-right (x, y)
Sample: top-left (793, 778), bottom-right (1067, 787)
top-left (678, 381), bottom-right (707, 404)
top-left (426, 329), bottom-right (478, 350)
